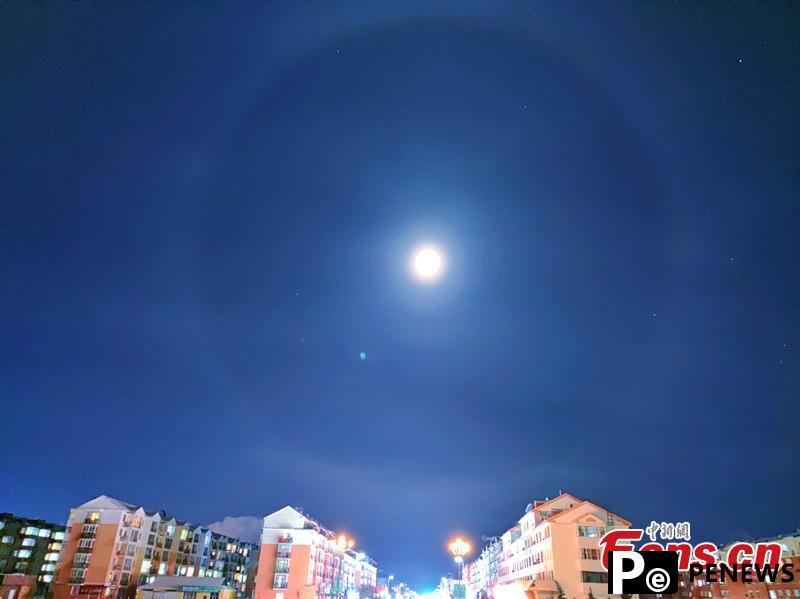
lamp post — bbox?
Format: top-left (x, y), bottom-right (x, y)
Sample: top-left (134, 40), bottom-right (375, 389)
top-left (448, 537), bottom-right (471, 582)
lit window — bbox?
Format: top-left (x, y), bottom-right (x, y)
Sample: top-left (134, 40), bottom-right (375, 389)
top-left (42, 575), bottom-right (53, 583)
top-left (14, 550), bottom-right (33, 558)
top-left (39, 529), bottom-right (52, 538)
top-left (22, 538), bottom-right (36, 547)
top-left (24, 527), bottom-right (40, 536)
top-left (1, 536), bottom-right (12, 544)
top-left (53, 532), bottom-right (65, 541)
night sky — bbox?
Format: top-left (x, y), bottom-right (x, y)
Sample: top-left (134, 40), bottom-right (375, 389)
top-left (2, 1), bottom-right (799, 590)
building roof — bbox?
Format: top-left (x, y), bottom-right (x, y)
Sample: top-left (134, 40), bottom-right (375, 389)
top-left (138, 577), bottom-right (233, 591)
top-left (545, 499), bottom-right (632, 527)
top-left (80, 495), bottom-right (139, 511)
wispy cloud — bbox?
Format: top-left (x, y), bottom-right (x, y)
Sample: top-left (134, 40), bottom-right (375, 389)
top-left (206, 516), bottom-right (262, 543)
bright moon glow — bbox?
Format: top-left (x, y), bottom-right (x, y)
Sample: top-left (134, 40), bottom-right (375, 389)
top-left (412, 246), bottom-right (444, 281)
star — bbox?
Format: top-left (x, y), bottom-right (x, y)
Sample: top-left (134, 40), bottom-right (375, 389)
top-left (738, 58), bottom-right (743, 63)
top-left (730, 257), bottom-right (735, 262)
top-left (359, 351), bottom-right (367, 361)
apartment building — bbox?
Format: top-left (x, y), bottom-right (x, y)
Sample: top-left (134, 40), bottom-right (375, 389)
top-left (0, 513), bottom-right (66, 599)
top-left (464, 539), bottom-right (500, 599)
top-left (465, 493), bottom-right (630, 599)
top-left (52, 496), bottom-right (255, 599)
top-left (253, 506), bottom-right (377, 599)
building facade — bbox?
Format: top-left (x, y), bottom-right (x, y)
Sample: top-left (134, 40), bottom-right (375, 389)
top-left (253, 507), bottom-right (377, 599)
top-left (52, 496), bottom-right (256, 599)
top-left (465, 493), bottom-right (630, 599)
top-left (0, 513), bottom-right (66, 599)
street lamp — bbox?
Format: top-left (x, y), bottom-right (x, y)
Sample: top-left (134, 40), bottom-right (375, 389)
top-left (337, 533), bottom-right (355, 551)
top-left (448, 537), bottom-right (471, 581)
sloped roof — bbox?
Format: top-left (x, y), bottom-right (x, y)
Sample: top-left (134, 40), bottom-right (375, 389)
top-left (79, 495), bottom-right (139, 511)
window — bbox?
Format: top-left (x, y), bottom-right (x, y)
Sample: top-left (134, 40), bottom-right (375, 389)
top-left (53, 532), bottom-right (65, 541)
top-left (88, 512), bottom-right (100, 523)
top-left (41, 575), bottom-right (53, 583)
top-left (39, 529), bottom-right (51, 538)
top-left (14, 550), bottom-right (33, 558)
top-left (581, 571), bottom-right (608, 584)
top-left (42, 564), bottom-right (56, 572)
top-left (2, 536), bottom-right (13, 543)
top-left (22, 538), bottom-right (36, 547)
top-left (581, 548), bottom-right (600, 560)
top-left (23, 527), bottom-right (40, 536)
top-left (578, 526), bottom-right (599, 537)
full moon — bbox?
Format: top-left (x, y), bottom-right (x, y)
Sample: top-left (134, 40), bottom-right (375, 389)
top-left (412, 246), bottom-right (444, 281)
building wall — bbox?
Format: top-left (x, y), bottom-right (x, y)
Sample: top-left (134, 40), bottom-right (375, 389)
top-left (53, 498), bottom-right (256, 599)
top-left (254, 508), bottom-right (377, 599)
top-left (466, 494), bottom-right (629, 599)
top-left (0, 513), bottom-right (66, 597)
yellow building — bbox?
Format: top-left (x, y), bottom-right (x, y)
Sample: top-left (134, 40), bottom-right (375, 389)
top-left (137, 577), bottom-right (236, 599)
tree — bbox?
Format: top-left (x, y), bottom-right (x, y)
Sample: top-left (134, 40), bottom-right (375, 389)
top-left (555, 582), bottom-right (566, 599)
top-left (587, 590), bottom-right (596, 599)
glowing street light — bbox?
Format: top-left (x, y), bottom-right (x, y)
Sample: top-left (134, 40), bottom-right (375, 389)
top-left (337, 533), bottom-right (355, 551)
top-left (448, 537), bottom-right (471, 580)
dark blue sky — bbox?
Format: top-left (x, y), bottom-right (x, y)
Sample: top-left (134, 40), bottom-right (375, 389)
top-left (2, 1), bottom-right (798, 590)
